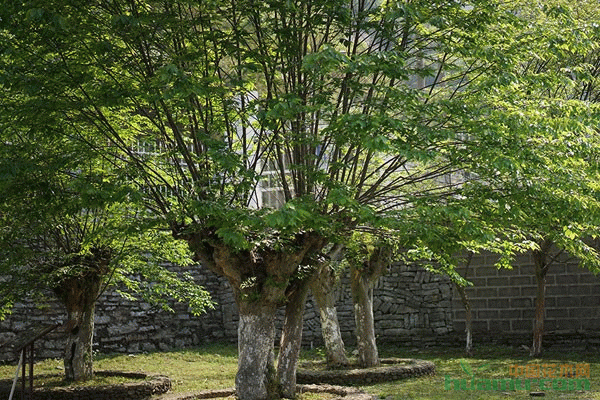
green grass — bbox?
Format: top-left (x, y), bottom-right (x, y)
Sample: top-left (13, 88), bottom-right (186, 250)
top-left (0, 343), bottom-right (238, 393)
top-left (2, 343), bottom-right (600, 399)
top-left (94, 344), bottom-right (239, 392)
top-left (366, 345), bottom-right (600, 400)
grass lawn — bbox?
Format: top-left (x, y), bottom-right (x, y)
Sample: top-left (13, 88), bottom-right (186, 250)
top-left (371, 345), bottom-right (600, 400)
top-left (1, 343), bottom-right (238, 393)
top-left (1, 343), bottom-right (600, 399)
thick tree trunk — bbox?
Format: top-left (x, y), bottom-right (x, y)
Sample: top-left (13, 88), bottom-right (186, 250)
top-left (237, 302), bottom-right (278, 400)
top-left (310, 263), bottom-right (348, 367)
top-left (54, 269), bottom-right (106, 381)
top-left (311, 286), bottom-right (348, 366)
top-left (52, 249), bottom-right (109, 382)
top-left (185, 232), bottom-right (326, 400)
top-left (277, 280), bottom-right (311, 399)
top-left (350, 269), bottom-right (379, 368)
top-left (64, 304), bottom-right (96, 381)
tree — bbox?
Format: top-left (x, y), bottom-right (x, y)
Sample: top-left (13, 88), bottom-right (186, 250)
top-left (453, 253), bottom-right (475, 356)
top-left (523, 1), bottom-right (600, 357)
top-left (0, 109), bottom-right (212, 381)
top-left (308, 244), bottom-right (349, 367)
top-left (3, 0), bottom-right (597, 397)
top-left (345, 232), bottom-right (394, 367)
top-left (466, 2), bottom-right (600, 357)
top-left (397, 0), bottom-right (600, 358)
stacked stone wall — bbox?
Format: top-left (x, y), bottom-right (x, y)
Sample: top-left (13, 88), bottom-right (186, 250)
top-left (0, 266), bottom-right (229, 361)
top-left (0, 263), bottom-right (453, 361)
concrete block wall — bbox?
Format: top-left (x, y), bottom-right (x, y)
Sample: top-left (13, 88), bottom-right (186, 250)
top-left (452, 252), bottom-right (600, 338)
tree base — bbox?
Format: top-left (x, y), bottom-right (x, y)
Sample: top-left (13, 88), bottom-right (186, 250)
top-left (147, 359), bottom-right (435, 399)
top-left (0, 371), bottom-right (170, 400)
top-left (152, 384), bottom-right (376, 399)
top-left (296, 358), bottom-right (435, 386)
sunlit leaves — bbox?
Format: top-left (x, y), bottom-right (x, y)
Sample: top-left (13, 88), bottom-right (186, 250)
top-left (3, 0), bottom-right (600, 301)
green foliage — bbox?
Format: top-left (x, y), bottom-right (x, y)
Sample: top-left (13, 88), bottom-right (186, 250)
top-left (110, 228), bottom-right (214, 316)
top-left (345, 231), bottom-right (396, 271)
top-left (384, 0), bottom-right (600, 278)
top-left (0, 78), bottom-right (212, 319)
top-left (2, 0), bottom-right (600, 314)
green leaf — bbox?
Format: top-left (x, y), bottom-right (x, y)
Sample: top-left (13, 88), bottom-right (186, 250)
top-left (459, 359), bottom-right (474, 377)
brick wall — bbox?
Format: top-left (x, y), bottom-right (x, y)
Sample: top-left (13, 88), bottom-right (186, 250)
top-left (452, 252), bottom-right (600, 339)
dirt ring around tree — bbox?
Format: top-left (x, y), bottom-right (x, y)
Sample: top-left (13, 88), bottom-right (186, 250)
top-left (296, 358), bottom-right (436, 386)
top-left (0, 370), bottom-right (171, 400)
top-left (157, 385), bottom-right (374, 400)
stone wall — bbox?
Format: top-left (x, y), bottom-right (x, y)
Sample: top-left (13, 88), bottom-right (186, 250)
top-left (0, 266), bottom-right (228, 361)
top-left (335, 264), bottom-right (453, 346)
top-left (451, 251), bottom-right (600, 344)
top-left (0, 263), bottom-right (454, 362)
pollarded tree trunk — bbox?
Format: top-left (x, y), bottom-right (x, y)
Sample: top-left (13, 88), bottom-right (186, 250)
top-left (185, 232), bottom-right (326, 400)
top-left (237, 301), bottom-right (278, 400)
top-left (309, 245), bottom-right (348, 367)
top-left (63, 300), bottom-right (97, 381)
top-left (310, 277), bottom-right (348, 367)
top-left (349, 244), bottom-right (391, 369)
top-left (350, 268), bottom-right (379, 368)
top-left (314, 295), bottom-right (348, 366)
top-left (277, 279), bottom-right (311, 399)
top-left (53, 250), bottom-right (109, 381)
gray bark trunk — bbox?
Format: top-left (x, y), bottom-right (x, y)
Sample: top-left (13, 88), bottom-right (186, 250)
top-left (310, 264), bottom-right (348, 367)
top-left (455, 252), bottom-right (475, 356)
top-left (351, 270), bottom-right (379, 368)
top-left (64, 305), bottom-right (95, 381)
top-left (185, 233), bottom-right (326, 400)
top-left (236, 302), bottom-right (278, 400)
top-left (277, 281), bottom-right (310, 398)
top-left (313, 292), bottom-right (348, 366)
top-left (53, 252), bottom-right (108, 382)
